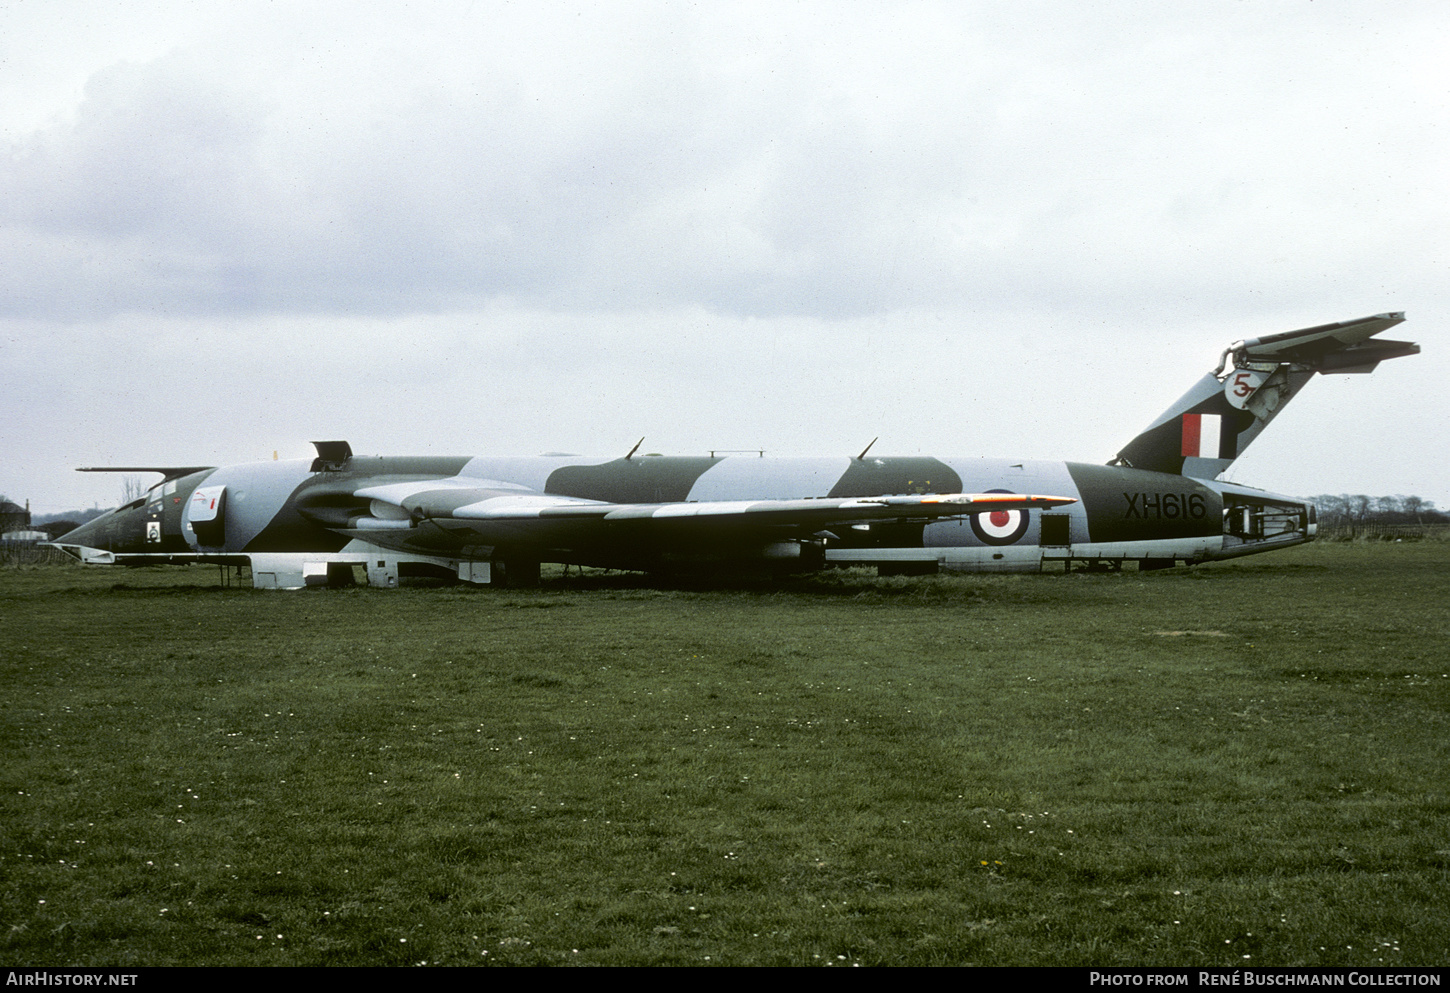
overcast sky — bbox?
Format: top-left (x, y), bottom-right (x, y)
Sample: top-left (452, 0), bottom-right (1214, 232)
top-left (2, 0), bottom-right (1445, 514)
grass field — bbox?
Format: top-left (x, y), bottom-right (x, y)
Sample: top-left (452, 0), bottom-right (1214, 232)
top-left (2, 541), bottom-right (1447, 967)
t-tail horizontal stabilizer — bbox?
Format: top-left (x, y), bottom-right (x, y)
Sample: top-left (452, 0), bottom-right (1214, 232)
top-left (1112, 312), bottom-right (1417, 479)
top-left (77, 466), bottom-right (215, 482)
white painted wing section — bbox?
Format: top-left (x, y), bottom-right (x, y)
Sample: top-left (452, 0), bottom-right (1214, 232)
top-left (651, 501), bottom-right (761, 518)
top-left (354, 476), bottom-right (534, 506)
top-left (452, 494), bottom-right (609, 518)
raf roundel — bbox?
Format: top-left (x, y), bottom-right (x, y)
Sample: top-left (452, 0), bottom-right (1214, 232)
top-left (970, 489), bottom-right (1031, 545)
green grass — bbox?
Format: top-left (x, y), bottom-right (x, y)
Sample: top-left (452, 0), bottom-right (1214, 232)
top-left (2, 542), bottom-right (1447, 966)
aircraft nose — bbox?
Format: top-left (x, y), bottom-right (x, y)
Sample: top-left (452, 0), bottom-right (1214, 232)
top-left (50, 501), bottom-right (148, 556)
top-left (53, 515), bottom-right (98, 544)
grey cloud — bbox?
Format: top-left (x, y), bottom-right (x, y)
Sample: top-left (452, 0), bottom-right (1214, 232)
top-left (0, 1), bottom-right (1444, 333)
top-left (2, 4), bottom-right (1442, 326)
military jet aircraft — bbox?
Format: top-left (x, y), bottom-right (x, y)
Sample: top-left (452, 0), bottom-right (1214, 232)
top-left (51, 312), bottom-right (1417, 588)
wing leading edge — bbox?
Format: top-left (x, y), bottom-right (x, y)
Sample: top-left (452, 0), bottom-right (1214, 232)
top-left (341, 479), bottom-right (1075, 548)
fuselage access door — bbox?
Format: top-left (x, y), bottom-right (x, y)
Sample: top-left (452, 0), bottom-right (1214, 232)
top-left (1214, 482), bottom-right (1315, 560)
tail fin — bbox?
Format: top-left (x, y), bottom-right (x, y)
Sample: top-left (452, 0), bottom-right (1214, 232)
top-left (1112, 313), bottom-right (1417, 478)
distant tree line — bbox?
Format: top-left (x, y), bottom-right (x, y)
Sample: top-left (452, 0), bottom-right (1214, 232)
top-left (1309, 494), bottom-right (1447, 527)
top-left (1309, 494), bottom-right (1449, 540)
